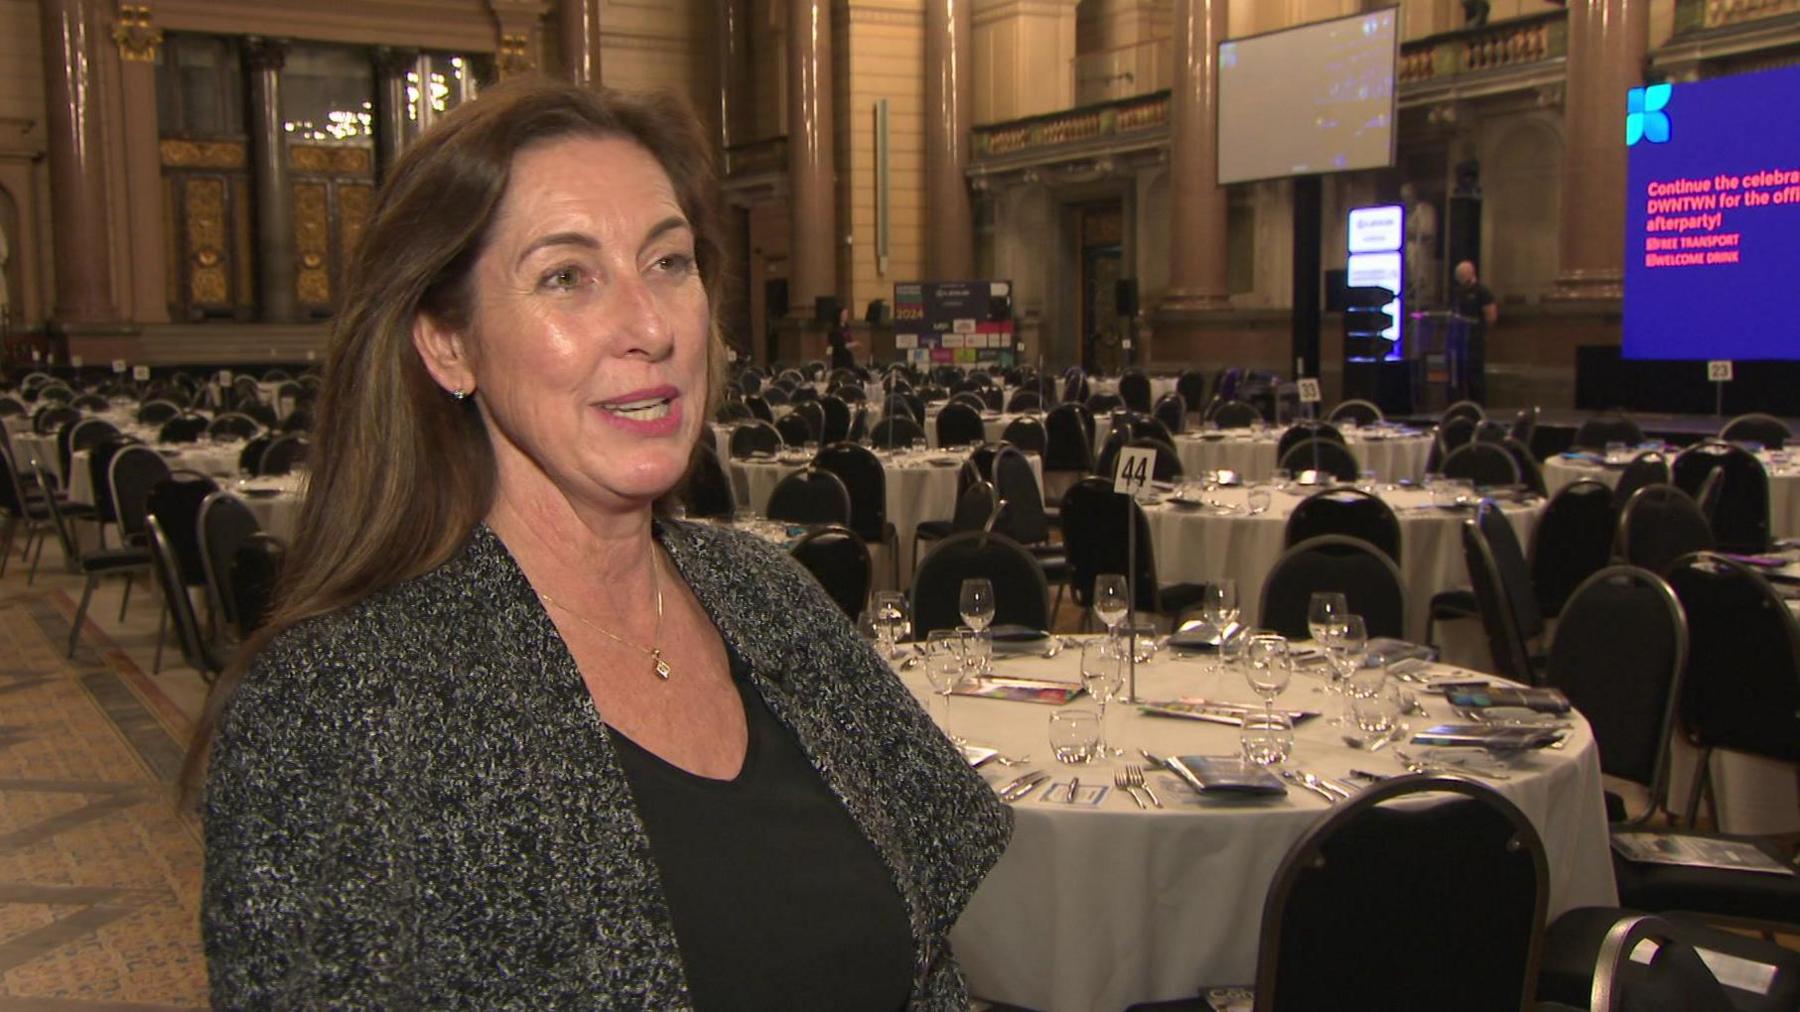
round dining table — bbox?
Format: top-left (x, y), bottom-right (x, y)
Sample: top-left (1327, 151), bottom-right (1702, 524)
top-left (1543, 449), bottom-right (1800, 539)
top-left (1168, 425), bottom-right (1432, 483)
top-left (1141, 482), bottom-right (1543, 640)
top-left (895, 641), bottom-right (1616, 1012)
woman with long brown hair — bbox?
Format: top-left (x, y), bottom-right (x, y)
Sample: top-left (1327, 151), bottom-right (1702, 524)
top-left (196, 77), bottom-right (1009, 1008)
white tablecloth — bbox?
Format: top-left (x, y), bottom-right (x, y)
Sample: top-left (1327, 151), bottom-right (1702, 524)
top-left (1544, 452), bottom-right (1800, 539)
top-left (727, 448), bottom-right (1042, 586)
top-left (897, 646), bottom-right (1615, 1011)
top-left (1142, 485), bottom-right (1543, 640)
top-left (68, 442), bottom-right (249, 503)
top-left (1173, 427), bottom-right (1432, 483)
top-left (230, 474), bottom-right (305, 541)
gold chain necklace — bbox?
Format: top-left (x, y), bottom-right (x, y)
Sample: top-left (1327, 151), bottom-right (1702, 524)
top-left (538, 549), bottom-right (671, 680)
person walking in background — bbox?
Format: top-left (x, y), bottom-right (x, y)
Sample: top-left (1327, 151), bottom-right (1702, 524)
top-left (1452, 259), bottom-right (1498, 404)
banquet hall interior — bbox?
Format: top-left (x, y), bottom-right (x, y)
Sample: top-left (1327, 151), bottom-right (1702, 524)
top-left (2, 0), bottom-right (1799, 1008)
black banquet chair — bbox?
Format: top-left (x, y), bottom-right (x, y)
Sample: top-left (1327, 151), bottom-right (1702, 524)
top-left (764, 466), bottom-right (852, 527)
top-left (789, 524), bottom-right (872, 620)
top-left (1284, 487), bottom-right (1400, 564)
top-left (1672, 440), bottom-right (1771, 554)
top-left (259, 434), bottom-right (310, 476)
top-left (1276, 438), bottom-right (1358, 482)
top-left (1274, 421), bottom-right (1344, 462)
top-left (1616, 484), bottom-right (1714, 574)
top-left (869, 414), bottom-right (926, 450)
top-left (909, 530), bottom-right (1050, 638)
top-left (774, 410), bottom-right (815, 447)
top-left (682, 443), bottom-right (735, 519)
top-left (1719, 412), bottom-right (1790, 449)
top-left (1441, 441), bottom-right (1520, 488)
top-left (1251, 775), bottom-right (1547, 1012)
top-left (1458, 500), bottom-right (1548, 685)
top-left (1326, 399), bottom-right (1383, 427)
top-left (35, 461), bottom-right (151, 659)
top-left (935, 401), bottom-right (986, 448)
top-left (1572, 413), bottom-right (1645, 451)
top-left (231, 533), bottom-right (287, 639)
top-left (1211, 399), bottom-right (1261, 429)
top-left (729, 420), bottom-right (780, 458)
top-left (1059, 477), bottom-right (1207, 623)
top-left (146, 513), bottom-right (225, 680)
top-left (1530, 479), bottom-right (1616, 619)
top-left (813, 442), bottom-right (899, 585)
top-left (198, 491), bottom-right (261, 646)
top-left (1260, 535), bottom-right (1406, 641)
top-left (999, 415), bottom-right (1047, 455)
top-left (1611, 450), bottom-right (1670, 509)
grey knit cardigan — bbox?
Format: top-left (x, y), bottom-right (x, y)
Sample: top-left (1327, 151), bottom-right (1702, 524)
top-left (203, 520), bottom-right (1012, 1009)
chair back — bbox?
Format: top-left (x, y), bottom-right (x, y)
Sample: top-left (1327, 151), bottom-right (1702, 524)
top-left (910, 531), bottom-right (1051, 636)
top-left (1664, 553), bottom-right (1800, 763)
top-left (34, 404), bottom-right (79, 434)
top-left (1175, 369), bottom-right (1208, 414)
top-left (1508, 406), bottom-right (1539, 446)
top-left (198, 491), bottom-right (261, 640)
top-left (1277, 438), bottom-right (1359, 482)
top-left (158, 414), bottom-right (209, 443)
top-left (1085, 391), bottom-right (1124, 414)
top-left (1152, 393), bottom-right (1186, 435)
top-left (1212, 399), bottom-right (1262, 429)
top-left (775, 409), bottom-right (815, 446)
top-left (817, 395), bottom-right (851, 443)
top-left (146, 473), bottom-right (220, 586)
top-left (729, 420), bottom-right (780, 458)
top-left (999, 415), bottom-right (1046, 454)
top-left (1672, 440), bottom-right (1771, 553)
top-left (813, 443), bottom-right (888, 542)
top-left (790, 524), bottom-right (872, 619)
top-left (1276, 421), bottom-right (1345, 463)
top-left (1043, 402), bottom-right (1094, 474)
top-left (29, 460), bottom-right (83, 564)
top-left (1442, 441), bottom-right (1521, 487)
top-left (1128, 436), bottom-right (1183, 482)
top-left (260, 434), bottom-right (310, 475)
top-left (949, 480), bottom-right (1000, 534)
top-left (1437, 415), bottom-right (1479, 453)
top-left (208, 412), bottom-right (261, 441)
top-left (1547, 566), bottom-right (1687, 814)
top-left (1118, 369), bottom-right (1152, 413)
top-left (935, 401), bottom-right (986, 448)
top-left (1284, 488), bottom-right (1400, 563)
top-left (744, 394), bottom-right (774, 422)
top-left (1327, 399), bottom-right (1383, 426)
top-left (1260, 535), bottom-right (1406, 640)
top-left (683, 443), bottom-right (735, 519)
top-left (1254, 776), bottom-right (1547, 1012)
top-left (146, 514), bottom-right (219, 677)
top-left (869, 414), bottom-right (925, 450)
top-left (1061, 369), bottom-right (1088, 405)
top-left (1497, 437), bottom-right (1546, 496)
top-left (1572, 413), bottom-right (1645, 450)
top-left (231, 533), bottom-right (287, 639)
top-left (62, 417), bottom-right (119, 481)
top-left (1719, 412), bottom-right (1789, 450)
top-left (1005, 388), bottom-right (1042, 413)
top-left (1612, 451), bottom-right (1670, 509)
top-left (1462, 500), bottom-right (1545, 680)
top-left (1440, 399), bottom-right (1486, 424)
top-left (765, 467), bottom-right (852, 526)
top-left (1531, 479), bottom-right (1616, 617)
top-left (1617, 484), bottom-right (1714, 574)
top-left (1059, 477), bottom-right (1162, 612)
top-left (108, 445), bottom-right (172, 543)
top-left (715, 399), bottom-right (752, 424)
top-left (990, 446), bottom-right (1050, 544)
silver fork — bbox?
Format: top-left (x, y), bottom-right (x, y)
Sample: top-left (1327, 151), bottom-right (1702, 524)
top-left (1114, 769), bottom-right (1147, 809)
top-left (1125, 764), bottom-right (1162, 808)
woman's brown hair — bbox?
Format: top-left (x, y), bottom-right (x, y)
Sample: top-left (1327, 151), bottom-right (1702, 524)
top-left (180, 76), bottom-right (728, 799)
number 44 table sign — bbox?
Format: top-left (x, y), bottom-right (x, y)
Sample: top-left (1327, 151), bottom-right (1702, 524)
top-left (1109, 445), bottom-right (1156, 704)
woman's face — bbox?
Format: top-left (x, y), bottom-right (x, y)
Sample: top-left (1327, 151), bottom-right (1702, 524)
top-left (425, 134), bottom-right (711, 516)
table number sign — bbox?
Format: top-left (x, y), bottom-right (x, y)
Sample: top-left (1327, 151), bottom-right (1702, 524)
top-left (132, 365), bottom-right (150, 381)
top-left (1297, 378), bottom-right (1322, 404)
top-left (70, 355), bottom-right (83, 368)
top-left (1707, 360), bottom-right (1734, 382)
top-left (111, 359), bottom-right (127, 374)
top-left (1113, 446), bottom-right (1155, 496)
top-left (218, 369), bottom-right (233, 384)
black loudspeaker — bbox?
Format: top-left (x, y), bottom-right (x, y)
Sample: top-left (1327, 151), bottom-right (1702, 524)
top-left (865, 299), bottom-right (889, 325)
top-left (1115, 279), bottom-right (1139, 316)
top-left (987, 293), bottom-right (1012, 322)
top-left (764, 279), bottom-right (788, 319)
top-left (815, 295), bottom-right (842, 325)
top-left (1448, 195), bottom-right (1481, 273)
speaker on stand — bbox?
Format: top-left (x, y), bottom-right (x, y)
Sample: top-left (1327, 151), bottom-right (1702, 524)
top-left (1115, 279), bottom-right (1139, 366)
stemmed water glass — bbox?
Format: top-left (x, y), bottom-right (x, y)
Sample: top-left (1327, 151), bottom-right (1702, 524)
top-left (1325, 614), bottom-right (1368, 723)
top-left (1093, 573), bottom-right (1129, 635)
top-left (923, 629), bottom-right (965, 742)
top-left (872, 590), bottom-right (911, 660)
top-left (1199, 579), bottom-right (1239, 671)
top-left (1080, 638), bottom-right (1126, 757)
top-left (1244, 632), bottom-right (1292, 723)
top-left (959, 578), bottom-right (995, 632)
top-left (1306, 592), bottom-right (1349, 646)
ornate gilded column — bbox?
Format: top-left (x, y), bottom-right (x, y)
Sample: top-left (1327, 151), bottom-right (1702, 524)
top-left (38, 0), bottom-right (116, 323)
top-left (716, 0), bottom-right (752, 151)
top-left (1162, 0), bottom-right (1229, 311)
top-left (112, 3), bottom-right (168, 323)
top-left (245, 37), bottom-right (296, 322)
top-left (924, 0), bottom-right (973, 280)
top-left (372, 46), bottom-right (416, 183)
top-left (785, 0), bottom-right (837, 317)
top-left (1551, 0), bottom-right (1645, 300)
top-left (560, 0), bottom-right (601, 87)
top-left (491, 1), bottom-right (549, 79)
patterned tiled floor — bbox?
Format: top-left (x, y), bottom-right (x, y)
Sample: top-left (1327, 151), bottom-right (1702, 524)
top-left (0, 592), bottom-right (207, 1009)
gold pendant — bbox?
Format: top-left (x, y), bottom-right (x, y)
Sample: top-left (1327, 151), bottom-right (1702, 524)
top-left (653, 652), bottom-right (671, 680)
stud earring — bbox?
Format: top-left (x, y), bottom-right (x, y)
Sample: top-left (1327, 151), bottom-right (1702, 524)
top-left (451, 386), bottom-right (469, 401)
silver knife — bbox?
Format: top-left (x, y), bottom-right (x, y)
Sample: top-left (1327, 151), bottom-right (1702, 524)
top-left (996, 770), bottom-right (1045, 801)
top-left (1301, 770), bottom-right (1353, 800)
top-left (1141, 749), bottom-right (1208, 796)
top-left (1279, 769), bottom-right (1336, 803)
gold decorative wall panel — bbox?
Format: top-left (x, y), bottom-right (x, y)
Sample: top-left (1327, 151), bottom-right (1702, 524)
top-left (337, 183), bottom-right (374, 272)
top-left (289, 145), bottom-right (372, 175)
top-left (160, 139), bottom-right (248, 169)
top-left (182, 177), bottom-right (230, 306)
top-left (293, 181), bottom-right (332, 307)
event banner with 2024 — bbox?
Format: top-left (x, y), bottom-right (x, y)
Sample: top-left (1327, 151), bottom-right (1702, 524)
top-left (891, 281), bottom-right (1016, 367)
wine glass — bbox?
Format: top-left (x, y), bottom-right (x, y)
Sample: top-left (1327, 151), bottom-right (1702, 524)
top-left (959, 625), bottom-right (992, 683)
top-left (959, 578), bottom-right (996, 632)
top-left (1244, 632), bottom-right (1292, 724)
top-left (1306, 592), bottom-right (1349, 646)
top-left (1093, 573), bottom-right (1129, 634)
top-left (872, 590), bottom-right (910, 659)
top-left (1200, 579), bottom-right (1239, 671)
top-left (924, 629), bottom-right (965, 742)
top-left (1079, 638), bottom-right (1126, 757)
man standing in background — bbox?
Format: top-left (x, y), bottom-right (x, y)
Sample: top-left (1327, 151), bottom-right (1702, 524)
top-left (1452, 260), bottom-right (1498, 404)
